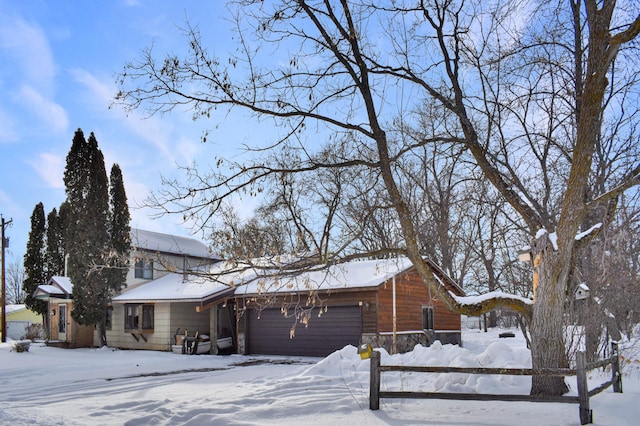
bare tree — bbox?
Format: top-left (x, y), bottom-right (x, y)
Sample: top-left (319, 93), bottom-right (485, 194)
top-left (210, 203), bottom-right (289, 259)
top-left (115, 0), bottom-right (640, 395)
top-left (6, 261), bottom-right (26, 304)
top-left (401, 139), bottom-right (477, 284)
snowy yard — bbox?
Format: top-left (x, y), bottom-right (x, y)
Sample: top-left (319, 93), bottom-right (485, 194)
top-left (1, 329), bottom-right (638, 425)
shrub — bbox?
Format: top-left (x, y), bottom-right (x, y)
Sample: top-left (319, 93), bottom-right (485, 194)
top-left (22, 323), bottom-right (43, 341)
top-left (13, 340), bottom-right (31, 353)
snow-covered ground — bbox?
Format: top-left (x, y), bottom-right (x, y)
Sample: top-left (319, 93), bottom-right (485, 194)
top-left (1, 329), bottom-right (638, 425)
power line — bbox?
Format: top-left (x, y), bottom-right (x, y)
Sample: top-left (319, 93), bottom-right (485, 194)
top-left (2, 215), bottom-right (14, 343)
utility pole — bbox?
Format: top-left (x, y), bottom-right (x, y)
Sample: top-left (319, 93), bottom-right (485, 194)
top-left (2, 215), bottom-right (13, 343)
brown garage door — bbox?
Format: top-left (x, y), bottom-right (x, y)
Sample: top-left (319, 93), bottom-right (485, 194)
top-left (246, 305), bottom-right (362, 357)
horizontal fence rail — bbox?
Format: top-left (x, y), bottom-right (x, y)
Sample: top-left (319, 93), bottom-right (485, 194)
top-left (370, 342), bottom-right (622, 425)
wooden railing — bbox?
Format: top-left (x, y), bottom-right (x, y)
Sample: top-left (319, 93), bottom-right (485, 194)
top-left (369, 342), bottom-right (622, 425)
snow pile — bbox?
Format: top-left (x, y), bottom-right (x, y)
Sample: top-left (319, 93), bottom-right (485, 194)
top-left (620, 324), bottom-right (640, 378)
top-left (302, 337), bottom-right (533, 396)
top-left (2, 329), bottom-right (639, 425)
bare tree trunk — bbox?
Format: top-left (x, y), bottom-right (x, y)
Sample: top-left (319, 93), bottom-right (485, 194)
top-left (96, 322), bottom-right (106, 347)
top-left (530, 237), bottom-right (569, 395)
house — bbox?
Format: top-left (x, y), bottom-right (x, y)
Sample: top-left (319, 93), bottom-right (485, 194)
top-left (33, 227), bottom-right (465, 357)
top-left (107, 261), bottom-right (264, 353)
top-left (109, 269), bottom-right (236, 351)
top-left (2, 304), bottom-right (43, 340)
top-left (233, 257), bottom-right (466, 357)
top-left (33, 276), bottom-right (94, 347)
top-left (111, 254), bottom-right (465, 356)
top-left (106, 228), bottom-right (224, 350)
top-left (35, 228), bottom-right (222, 349)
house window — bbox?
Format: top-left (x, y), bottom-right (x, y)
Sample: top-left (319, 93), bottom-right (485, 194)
top-left (141, 305), bottom-right (154, 329)
top-left (134, 259), bottom-right (153, 279)
top-left (422, 306), bottom-right (434, 330)
top-left (125, 304), bottom-right (139, 330)
top-left (58, 304), bottom-right (67, 334)
top-left (125, 304), bottom-right (154, 331)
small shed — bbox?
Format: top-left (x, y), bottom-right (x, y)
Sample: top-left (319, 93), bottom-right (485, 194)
top-left (33, 276), bottom-right (94, 348)
top-left (234, 257), bottom-right (465, 357)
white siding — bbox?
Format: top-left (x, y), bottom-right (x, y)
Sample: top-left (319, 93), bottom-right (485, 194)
top-left (106, 303), bottom-right (171, 351)
top-left (125, 251), bottom-right (213, 290)
top-left (107, 302), bottom-right (212, 351)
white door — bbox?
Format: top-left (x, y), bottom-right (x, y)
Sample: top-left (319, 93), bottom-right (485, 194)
top-left (58, 304), bottom-right (67, 341)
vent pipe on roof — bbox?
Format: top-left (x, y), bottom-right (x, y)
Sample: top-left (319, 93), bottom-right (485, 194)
top-left (182, 256), bottom-right (188, 282)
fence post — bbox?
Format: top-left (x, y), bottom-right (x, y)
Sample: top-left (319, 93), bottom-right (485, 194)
top-left (370, 350), bottom-right (380, 410)
top-left (576, 351), bottom-right (592, 425)
top-left (611, 341), bottom-right (623, 393)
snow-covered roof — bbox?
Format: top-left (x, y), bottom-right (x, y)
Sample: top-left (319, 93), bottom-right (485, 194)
top-left (34, 276), bottom-right (74, 299)
top-left (50, 276), bottom-right (73, 294)
top-left (113, 259), bottom-right (265, 303)
top-left (235, 257), bottom-right (417, 296)
top-left (33, 284), bottom-right (67, 300)
top-left (113, 257), bottom-right (421, 302)
top-left (451, 290), bottom-right (533, 307)
top-left (113, 273), bottom-right (235, 303)
top-left (130, 228), bottom-right (215, 260)
top-left (6, 304), bottom-right (27, 314)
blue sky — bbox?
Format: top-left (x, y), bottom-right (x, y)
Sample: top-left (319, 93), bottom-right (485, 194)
top-left (0, 1), bottom-right (263, 265)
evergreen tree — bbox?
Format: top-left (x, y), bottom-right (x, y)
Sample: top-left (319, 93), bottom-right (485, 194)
top-left (108, 164), bottom-right (131, 294)
top-left (45, 207), bottom-right (65, 279)
top-left (22, 202), bottom-right (47, 318)
top-left (63, 129), bottom-right (111, 346)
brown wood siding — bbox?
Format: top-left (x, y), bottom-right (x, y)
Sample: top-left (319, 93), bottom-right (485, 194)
top-left (377, 271), bottom-right (429, 332)
top-left (47, 299), bottom-right (93, 347)
top-left (236, 265), bottom-right (462, 339)
top-left (432, 297), bottom-right (462, 331)
top-left (376, 269), bottom-right (461, 332)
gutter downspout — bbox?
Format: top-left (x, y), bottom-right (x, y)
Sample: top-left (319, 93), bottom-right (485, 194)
top-left (392, 275), bottom-right (397, 354)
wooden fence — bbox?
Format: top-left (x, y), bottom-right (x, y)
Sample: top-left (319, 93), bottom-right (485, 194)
top-left (369, 342), bottom-right (622, 425)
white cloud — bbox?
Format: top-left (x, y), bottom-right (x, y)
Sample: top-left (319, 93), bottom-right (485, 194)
top-left (28, 152), bottom-right (65, 189)
top-left (122, 176), bottom-right (151, 208)
top-left (69, 68), bottom-right (113, 106)
top-left (0, 15), bottom-right (56, 89)
top-left (121, 0), bottom-right (141, 7)
top-left (176, 135), bottom-right (201, 164)
top-left (0, 107), bottom-right (17, 143)
top-left (70, 68), bottom-right (178, 164)
top-left (0, 12), bottom-right (67, 134)
top-left (15, 85), bottom-right (69, 133)
top-left (0, 189), bottom-right (22, 216)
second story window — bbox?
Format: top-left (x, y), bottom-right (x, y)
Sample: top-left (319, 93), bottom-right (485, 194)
top-left (134, 259), bottom-right (153, 279)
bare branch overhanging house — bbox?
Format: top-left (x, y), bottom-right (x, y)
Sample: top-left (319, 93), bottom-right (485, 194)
top-left (34, 229), bottom-right (465, 355)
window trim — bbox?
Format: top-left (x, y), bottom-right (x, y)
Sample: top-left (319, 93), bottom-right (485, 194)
top-left (422, 306), bottom-right (434, 331)
top-left (134, 258), bottom-right (154, 280)
top-left (124, 303), bottom-right (154, 332)
top-left (141, 305), bottom-right (154, 330)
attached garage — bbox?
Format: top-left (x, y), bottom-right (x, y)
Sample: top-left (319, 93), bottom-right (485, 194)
top-left (235, 257), bottom-right (465, 356)
top-left (245, 305), bottom-right (362, 357)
